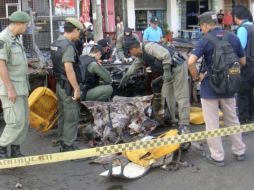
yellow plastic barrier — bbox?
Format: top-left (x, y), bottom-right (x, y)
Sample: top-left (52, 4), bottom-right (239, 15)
top-left (28, 87), bottom-right (58, 132)
top-left (190, 106), bottom-right (223, 125)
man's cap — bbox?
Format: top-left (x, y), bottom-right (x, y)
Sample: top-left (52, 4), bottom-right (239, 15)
top-left (150, 17), bottom-right (159, 23)
top-left (124, 27), bottom-right (132, 36)
top-left (9, 11), bottom-right (31, 23)
top-left (97, 39), bottom-right (110, 48)
top-left (124, 40), bottom-right (139, 52)
top-left (92, 44), bottom-right (104, 54)
top-left (199, 11), bottom-right (218, 24)
top-left (65, 17), bottom-right (84, 30)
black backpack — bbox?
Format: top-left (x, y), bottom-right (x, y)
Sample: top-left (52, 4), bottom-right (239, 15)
top-left (205, 32), bottom-right (241, 95)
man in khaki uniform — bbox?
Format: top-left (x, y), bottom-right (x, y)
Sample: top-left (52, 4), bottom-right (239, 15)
top-left (121, 41), bottom-right (190, 134)
top-left (116, 27), bottom-right (140, 63)
top-left (0, 11), bottom-right (31, 158)
top-left (51, 18), bottom-right (84, 152)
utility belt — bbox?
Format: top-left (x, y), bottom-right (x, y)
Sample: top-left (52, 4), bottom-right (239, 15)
top-left (57, 78), bottom-right (90, 100)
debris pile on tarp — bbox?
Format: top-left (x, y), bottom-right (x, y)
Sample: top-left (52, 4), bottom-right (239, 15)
top-left (80, 95), bottom-right (160, 146)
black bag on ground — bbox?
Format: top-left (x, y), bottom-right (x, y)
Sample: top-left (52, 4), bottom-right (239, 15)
top-left (205, 32), bottom-right (241, 95)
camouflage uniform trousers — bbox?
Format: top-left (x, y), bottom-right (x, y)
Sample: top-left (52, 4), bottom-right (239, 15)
top-left (0, 96), bottom-right (29, 146)
top-left (86, 85), bottom-right (113, 101)
top-left (56, 83), bottom-right (80, 146)
top-left (161, 62), bottom-right (190, 126)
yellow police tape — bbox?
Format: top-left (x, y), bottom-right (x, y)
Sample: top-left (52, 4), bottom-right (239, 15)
top-left (0, 123), bottom-right (254, 169)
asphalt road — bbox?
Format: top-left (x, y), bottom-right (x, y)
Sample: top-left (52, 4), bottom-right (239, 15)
top-left (0, 122), bottom-right (254, 190)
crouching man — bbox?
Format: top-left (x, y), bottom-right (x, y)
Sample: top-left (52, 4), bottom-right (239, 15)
top-left (120, 41), bottom-right (190, 134)
top-left (79, 45), bottom-right (113, 101)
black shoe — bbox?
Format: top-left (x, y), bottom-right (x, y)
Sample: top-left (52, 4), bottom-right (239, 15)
top-left (206, 155), bottom-right (225, 167)
top-left (233, 154), bottom-right (245, 161)
top-left (60, 144), bottom-right (78, 152)
top-left (11, 145), bottom-right (24, 158)
top-left (239, 118), bottom-right (249, 125)
top-left (0, 146), bottom-right (8, 159)
top-left (164, 120), bottom-right (178, 127)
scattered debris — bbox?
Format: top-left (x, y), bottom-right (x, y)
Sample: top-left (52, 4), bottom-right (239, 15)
top-left (80, 95), bottom-right (160, 145)
top-left (15, 183), bottom-right (22, 189)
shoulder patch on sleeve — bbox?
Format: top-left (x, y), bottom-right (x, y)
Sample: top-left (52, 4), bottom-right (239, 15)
top-left (0, 40), bottom-right (5, 49)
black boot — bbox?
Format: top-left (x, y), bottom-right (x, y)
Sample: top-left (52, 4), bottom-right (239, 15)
top-left (0, 146), bottom-right (8, 158)
top-left (60, 144), bottom-right (77, 152)
top-left (11, 145), bottom-right (24, 158)
top-left (152, 93), bottom-right (165, 123)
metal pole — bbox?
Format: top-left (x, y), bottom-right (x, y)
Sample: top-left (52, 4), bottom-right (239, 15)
top-left (77, 0), bottom-right (80, 19)
top-left (49, 0), bottom-right (54, 43)
top-left (104, 0), bottom-right (109, 32)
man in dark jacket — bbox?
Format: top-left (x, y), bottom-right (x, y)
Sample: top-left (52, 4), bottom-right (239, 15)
top-left (97, 38), bottom-right (112, 62)
top-left (51, 18), bottom-right (84, 152)
top-left (79, 44), bottom-right (113, 101)
top-left (188, 11), bottom-right (246, 166)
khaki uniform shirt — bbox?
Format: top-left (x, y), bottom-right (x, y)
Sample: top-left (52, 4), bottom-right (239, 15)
top-left (116, 33), bottom-right (140, 60)
top-left (125, 42), bottom-right (172, 76)
top-left (0, 27), bottom-right (29, 95)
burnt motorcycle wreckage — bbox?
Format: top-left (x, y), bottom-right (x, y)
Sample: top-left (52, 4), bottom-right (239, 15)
top-left (77, 41), bottom-right (197, 146)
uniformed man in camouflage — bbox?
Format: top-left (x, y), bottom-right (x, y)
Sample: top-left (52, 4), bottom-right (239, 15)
top-left (121, 41), bottom-right (190, 134)
top-left (0, 11), bottom-right (31, 158)
top-left (51, 18), bottom-right (84, 152)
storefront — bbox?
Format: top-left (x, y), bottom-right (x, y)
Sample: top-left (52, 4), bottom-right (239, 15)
top-left (134, 0), bottom-right (167, 31)
top-left (185, 0), bottom-right (209, 29)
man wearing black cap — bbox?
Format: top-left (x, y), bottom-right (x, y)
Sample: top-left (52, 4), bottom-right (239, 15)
top-left (97, 38), bottom-right (113, 63)
top-left (116, 27), bottom-right (140, 63)
top-left (188, 11), bottom-right (246, 166)
top-left (143, 17), bottom-right (163, 42)
top-left (79, 44), bottom-right (113, 101)
top-left (51, 17), bottom-right (84, 152)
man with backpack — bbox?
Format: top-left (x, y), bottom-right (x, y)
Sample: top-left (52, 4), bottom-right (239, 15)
top-left (188, 11), bottom-right (246, 166)
top-left (232, 5), bottom-right (254, 124)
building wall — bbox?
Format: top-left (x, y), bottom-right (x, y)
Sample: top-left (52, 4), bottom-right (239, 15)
top-left (135, 0), bottom-right (166, 10)
top-left (211, 0), bottom-right (224, 12)
top-left (167, 0), bottom-right (180, 37)
top-left (127, 0), bottom-right (135, 29)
